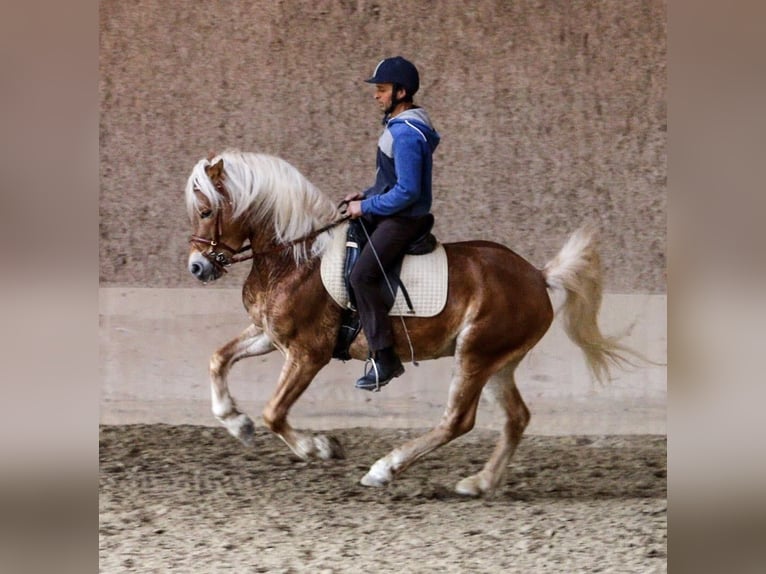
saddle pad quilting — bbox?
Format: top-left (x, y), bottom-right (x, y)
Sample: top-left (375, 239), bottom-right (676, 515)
top-left (319, 222), bottom-right (448, 317)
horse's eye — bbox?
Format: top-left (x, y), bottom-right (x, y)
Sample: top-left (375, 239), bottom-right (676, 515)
top-left (200, 209), bottom-right (213, 219)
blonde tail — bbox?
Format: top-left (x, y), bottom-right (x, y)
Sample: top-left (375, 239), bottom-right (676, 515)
top-left (542, 225), bottom-right (638, 384)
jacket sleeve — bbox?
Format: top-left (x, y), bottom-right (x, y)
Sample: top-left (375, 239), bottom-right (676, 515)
top-left (361, 125), bottom-right (425, 216)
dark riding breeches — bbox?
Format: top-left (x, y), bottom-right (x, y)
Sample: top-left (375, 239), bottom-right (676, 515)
top-left (349, 214), bottom-right (432, 352)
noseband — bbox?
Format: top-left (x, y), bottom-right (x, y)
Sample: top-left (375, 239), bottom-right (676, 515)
top-left (189, 185), bottom-right (350, 274)
top-left (188, 209), bottom-right (254, 274)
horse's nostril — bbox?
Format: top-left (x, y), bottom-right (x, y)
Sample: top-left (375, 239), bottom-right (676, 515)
top-left (190, 262), bottom-right (202, 276)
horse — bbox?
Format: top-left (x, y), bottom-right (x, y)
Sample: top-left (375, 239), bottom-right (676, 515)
top-left (185, 149), bottom-right (636, 497)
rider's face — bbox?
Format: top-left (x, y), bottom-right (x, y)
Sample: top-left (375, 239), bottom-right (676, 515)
top-left (373, 83), bottom-right (394, 112)
top-left (373, 83), bottom-right (406, 113)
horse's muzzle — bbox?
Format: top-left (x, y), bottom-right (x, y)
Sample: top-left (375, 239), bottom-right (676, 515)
top-left (188, 252), bottom-right (219, 282)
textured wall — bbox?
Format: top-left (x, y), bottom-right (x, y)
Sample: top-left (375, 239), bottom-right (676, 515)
top-left (99, 0), bottom-right (666, 292)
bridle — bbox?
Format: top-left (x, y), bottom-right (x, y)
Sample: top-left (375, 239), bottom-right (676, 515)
top-left (188, 184), bottom-right (350, 274)
top-left (188, 208), bottom-right (254, 275)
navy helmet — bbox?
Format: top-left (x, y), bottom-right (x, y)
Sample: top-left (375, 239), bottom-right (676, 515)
top-left (365, 56), bottom-right (420, 96)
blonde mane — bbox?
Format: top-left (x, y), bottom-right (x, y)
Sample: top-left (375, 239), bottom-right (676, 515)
top-left (185, 150), bottom-right (341, 263)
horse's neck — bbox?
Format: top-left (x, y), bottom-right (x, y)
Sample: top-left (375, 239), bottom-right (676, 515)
top-left (242, 249), bottom-right (320, 320)
top-left (247, 229), bottom-right (280, 255)
top-left (241, 212), bottom-right (329, 295)
top-left (244, 237), bottom-right (318, 289)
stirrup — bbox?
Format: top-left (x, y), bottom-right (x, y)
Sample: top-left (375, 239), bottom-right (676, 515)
top-left (356, 357), bottom-right (384, 392)
top-left (355, 353), bottom-right (404, 392)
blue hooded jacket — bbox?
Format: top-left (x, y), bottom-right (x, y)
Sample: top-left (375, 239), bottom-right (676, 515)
top-left (361, 108), bottom-right (440, 217)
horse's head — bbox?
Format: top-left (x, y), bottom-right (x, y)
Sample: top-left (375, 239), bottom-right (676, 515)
top-left (186, 158), bottom-right (250, 282)
top-left (186, 150), bottom-right (344, 281)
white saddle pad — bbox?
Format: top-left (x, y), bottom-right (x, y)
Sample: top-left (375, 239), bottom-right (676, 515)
top-left (320, 222), bottom-right (448, 317)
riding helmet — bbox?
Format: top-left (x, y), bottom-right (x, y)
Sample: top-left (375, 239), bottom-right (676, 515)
top-left (365, 56), bottom-right (420, 96)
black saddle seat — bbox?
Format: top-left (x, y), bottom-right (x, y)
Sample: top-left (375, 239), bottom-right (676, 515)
top-left (404, 213), bottom-right (436, 255)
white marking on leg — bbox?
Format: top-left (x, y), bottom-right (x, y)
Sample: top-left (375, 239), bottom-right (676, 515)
top-left (313, 435), bottom-right (334, 460)
top-left (211, 391), bottom-right (234, 419)
top-left (209, 329), bottom-right (275, 429)
top-left (389, 449), bottom-right (407, 469)
top-left (361, 457), bottom-right (394, 487)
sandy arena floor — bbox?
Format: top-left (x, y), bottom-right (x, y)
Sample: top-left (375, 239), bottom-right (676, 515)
top-left (100, 424), bottom-right (666, 573)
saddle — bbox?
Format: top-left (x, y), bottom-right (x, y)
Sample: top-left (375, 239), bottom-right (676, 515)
top-left (343, 215), bottom-right (437, 310)
top-left (333, 215), bottom-right (438, 360)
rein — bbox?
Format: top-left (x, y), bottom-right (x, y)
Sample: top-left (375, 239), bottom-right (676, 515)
top-left (189, 190), bottom-right (350, 274)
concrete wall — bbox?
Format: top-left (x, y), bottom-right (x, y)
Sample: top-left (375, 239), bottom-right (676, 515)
top-left (99, 1), bottom-right (666, 432)
top-left (99, 0), bottom-right (666, 292)
top-left (100, 287), bottom-right (666, 434)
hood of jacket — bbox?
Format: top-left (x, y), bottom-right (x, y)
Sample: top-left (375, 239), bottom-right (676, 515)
top-left (387, 107), bottom-right (440, 153)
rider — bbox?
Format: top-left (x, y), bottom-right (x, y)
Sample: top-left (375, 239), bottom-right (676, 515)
top-left (344, 56), bottom-right (441, 391)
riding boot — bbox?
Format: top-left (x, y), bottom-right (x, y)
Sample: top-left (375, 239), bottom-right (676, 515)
top-left (354, 346), bottom-right (404, 391)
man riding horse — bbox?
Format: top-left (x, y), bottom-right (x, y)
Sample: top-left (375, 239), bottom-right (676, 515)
top-left (344, 56), bottom-right (441, 392)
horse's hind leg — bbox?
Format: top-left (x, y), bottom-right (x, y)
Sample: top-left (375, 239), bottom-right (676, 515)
top-left (210, 324), bottom-right (275, 446)
top-left (360, 355), bottom-right (493, 489)
top-left (455, 361), bottom-right (530, 497)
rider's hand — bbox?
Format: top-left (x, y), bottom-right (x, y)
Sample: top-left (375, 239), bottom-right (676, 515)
top-left (347, 200), bottom-right (364, 219)
top-left (343, 191), bottom-right (364, 202)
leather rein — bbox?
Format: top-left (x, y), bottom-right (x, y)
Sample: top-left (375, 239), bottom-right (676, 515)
top-left (188, 187), bottom-right (350, 274)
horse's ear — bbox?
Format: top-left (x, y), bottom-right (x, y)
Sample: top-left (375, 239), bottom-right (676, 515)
top-left (206, 150), bottom-right (217, 161)
top-left (205, 158), bottom-right (225, 183)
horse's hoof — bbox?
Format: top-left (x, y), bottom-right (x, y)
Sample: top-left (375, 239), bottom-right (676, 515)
top-left (455, 475), bottom-right (485, 497)
top-left (360, 472), bottom-right (387, 487)
top-left (360, 460), bottom-right (392, 487)
top-left (456, 472), bottom-right (499, 498)
top-left (315, 435), bottom-right (345, 460)
top-left (223, 414), bottom-right (255, 447)
top-left (238, 432), bottom-right (255, 448)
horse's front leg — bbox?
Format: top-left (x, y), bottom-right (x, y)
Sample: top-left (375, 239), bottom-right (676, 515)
top-left (262, 352), bottom-right (345, 460)
top-left (210, 324), bottom-right (275, 446)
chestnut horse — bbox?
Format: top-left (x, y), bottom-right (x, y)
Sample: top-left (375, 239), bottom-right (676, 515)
top-left (186, 150), bottom-right (634, 497)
